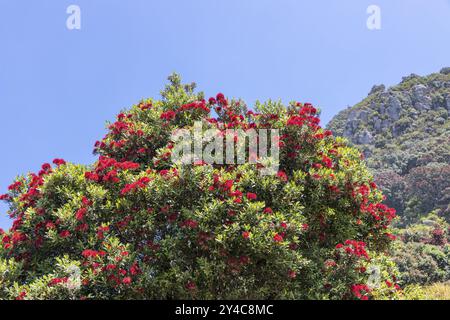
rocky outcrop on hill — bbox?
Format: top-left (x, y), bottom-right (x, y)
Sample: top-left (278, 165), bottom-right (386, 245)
top-left (328, 68), bottom-right (450, 224)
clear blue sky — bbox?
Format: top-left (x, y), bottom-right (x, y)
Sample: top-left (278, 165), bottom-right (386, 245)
top-left (1, 0), bottom-right (449, 229)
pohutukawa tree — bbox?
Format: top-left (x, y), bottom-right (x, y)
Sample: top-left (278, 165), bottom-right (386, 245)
top-left (0, 74), bottom-right (400, 300)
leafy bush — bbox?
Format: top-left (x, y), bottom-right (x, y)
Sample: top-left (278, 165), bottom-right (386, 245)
top-left (0, 74), bottom-right (399, 300)
top-left (392, 213), bottom-right (450, 286)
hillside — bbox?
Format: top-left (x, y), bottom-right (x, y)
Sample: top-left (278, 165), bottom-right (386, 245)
top-left (328, 68), bottom-right (450, 225)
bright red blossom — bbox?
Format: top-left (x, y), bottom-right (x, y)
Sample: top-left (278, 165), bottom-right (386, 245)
top-left (246, 192), bottom-right (257, 200)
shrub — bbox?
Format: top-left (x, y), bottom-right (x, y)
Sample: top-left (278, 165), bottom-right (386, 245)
top-left (0, 74), bottom-right (399, 300)
top-left (392, 213), bottom-right (450, 286)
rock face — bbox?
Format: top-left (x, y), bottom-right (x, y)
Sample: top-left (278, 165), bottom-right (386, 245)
top-left (412, 84), bottom-right (432, 111)
top-left (327, 69), bottom-right (450, 224)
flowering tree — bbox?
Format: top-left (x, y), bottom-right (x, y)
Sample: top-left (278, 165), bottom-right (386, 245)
top-left (0, 74), bottom-right (400, 300)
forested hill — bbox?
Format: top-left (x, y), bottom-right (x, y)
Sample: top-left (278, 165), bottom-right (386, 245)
top-left (327, 68), bottom-right (450, 225)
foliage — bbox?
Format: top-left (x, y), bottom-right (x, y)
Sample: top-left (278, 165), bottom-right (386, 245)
top-left (391, 213), bottom-right (450, 286)
top-left (0, 74), bottom-right (399, 300)
top-left (422, 282), bottom-right (450, 300)
top-left (327, 68), bottom-right (450, 225)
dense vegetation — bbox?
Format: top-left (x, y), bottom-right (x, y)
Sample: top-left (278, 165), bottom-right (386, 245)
top-left (0, 75), bottom-right (401, 300)
top-left (391, 212), bottom-right (449, 286)
top-left (328, 68), bottom-right (450, 225)
top-left (328, 68), bottom-right (450, 298)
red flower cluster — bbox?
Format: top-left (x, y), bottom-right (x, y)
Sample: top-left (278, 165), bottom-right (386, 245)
top-left (322, 155), bottom-right (333, 169)
top-left (180, 219), bottom-right (199, 229)
top-left (335, 240), bottom-right (369, 260)
top-left (179, 101), bottom-right (210, 113)
top-left (53, 158), bottom-right (67, 166)
top-left (360, 202), bottom-right (396, 224)
top-left (85, 157), bottom-right (140, 183)
top-left (75, 208), bottom-right (87, 221)
top-left (246, 192), bottom-right (257, 200)
top-left (8, 181), bottom-right (23, 191)
top-left (351, 284), bottom-right (371, 300)
top-left (160, 110), bottom-right (176, 121)
top-left (82, 249), bottom-right (106, 258)
top-left (109, 121), bottom-right (129, 135)
top-left (273, 233), bottom-right (284, 243)
top-left (48, 277), bottom-right (68, 287)
top-left (276, 171), bottom-right (288, 182)
top-left (59, 230), bottom-right (71, 238)
top-left (121, 177), bottom-right (152, 195)
top-left (242, 231), bottom-right (250, 239)
top-left (286, 103), bottom-right (320, 129)
top-left (186, 281), bottom-right (196, 291)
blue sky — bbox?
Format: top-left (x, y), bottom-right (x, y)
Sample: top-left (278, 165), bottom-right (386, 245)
top-left (1, 0), bottom-right (449, 229)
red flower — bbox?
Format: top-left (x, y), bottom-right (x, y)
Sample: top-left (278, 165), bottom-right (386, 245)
top-left (49, 277), bottom-right (68, 287)
top-left (263, 207), bottom-right (273, 214)
top-left (181, 219), bottom-right (198, 229)
top-left (41, 163), bottom-right (52, 171)
top-left (46, 221), bottom-right (56, 229)
top-left (76, 223), bottom-right (89, 232)
top-left (223, 180), bottom-right (234, 191)
top-left (122, 277), bottom-right (132, 285)
top-left (335, 240), bottom-right (369, 260)
top-left (227, 210), bottom-right (236, 217)
top-left (239, 255), bottom-right (250, 264)
top-left (82, 249), bottom-right (106, 258)
top-left (242, 231), bottom-right (250, 239)
top-left (11, 231), bottom-right (26, 244)
top-left (216, 93), bottom-right (226, 105)
top-left (8, 181), bottom-right (22, 191)
top-left (322, 156), bottom-right (333, 169)
top-left (0, 194), bottom-right (10, 201)
top-left (53, 158), bottom-right (66, 166)
top-left (273, 233), bottom-right (283, 242)
top-left (186, 281), bottom-right (196, 291)
top-left (286, 115), bottom-right (304, 127)
top-left (1, 235), bottom-right (9, 244)
top-left (246, 192), bottom-right (257, 200)
top-left (130, 262), bottom-right (141, 275)
top-left (351, 284), bottom-right (371, 300)
top-left (288, 270), bottom-right (297, 279)
top-left (160, 110), bottom-right (176, 121)
top-left (385, 233), bottom-right (397, 241)
top-left (82, 197), bottom-right (92, 206)
top-left (230, 190), bottom-right (242, 197)
top-left (59, 230), bottom-right (71, 238)
top-left (276, 171), bottom-right (288, 182)
top-left (76, 208), bottom-right (87, 221)
top-left (16, 291), bottom-right (27, 300)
